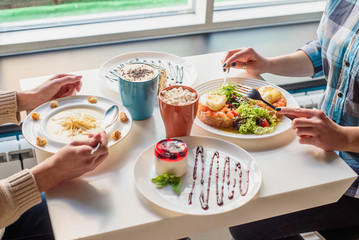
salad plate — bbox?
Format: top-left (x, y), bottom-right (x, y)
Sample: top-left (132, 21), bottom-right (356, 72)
top-left (22, 95), bottom-right (132, 154)
top-left (98, 51), bottom-right (198, 93)
top-left (193, 77), bottom-right (299, 139)
top-left (133, 136), bottom-right (262, 215)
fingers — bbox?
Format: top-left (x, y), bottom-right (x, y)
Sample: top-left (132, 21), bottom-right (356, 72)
top-left (60, 85), bottom-right (78, 98)
top-left (75, 81), bottom-right (82, 92)
top-left (92, 131), bottom-right (109, 156)
top-left (297, 135), bottom-right (316, 145)
top-left (75, 134), bottom-right (108, 155)
top-left (70, 138), bottom-right (94, 147)
top-left (87, 132), bottom-right (109, 169)
top-left (71, 132), bottom-right (102, 148)
top-left (294, 126), bottom-right (316, 137)
top-left (223, 48), bottom-right (255, 69)
top-left (277, 107), bottom-right (317, 118)
top-left (53, 75), bottom-right (82, 87)
top-left (291, 117), bottom-right (319, 129)
top-left (222, 49), bottom-right (239, 64)
top-left (88, 131), bottom-right (108, 145)
top-left (222, 48), bottom-right (245, 67)
top-left (89, 152), bottom-right (109, 171)
top-left (59, 80), bottom-right (82, 97)
top-left (67, 134), bottom-right (108, 172)
top-left (99, 131), bottom-right (108, 146)
top-left (79, 131), bottom-right (109, 156)
top-left (49, 74), bottom-right (75, 80)
top-left (48, 75), bottom-right (82, 96)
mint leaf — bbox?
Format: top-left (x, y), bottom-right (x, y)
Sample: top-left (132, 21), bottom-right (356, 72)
top-left (151, 175), bottom-right (168, 188)
top-left (169, 177), bottom-right (181, 195)
top-left (151, 173), bottom-right (182, 195)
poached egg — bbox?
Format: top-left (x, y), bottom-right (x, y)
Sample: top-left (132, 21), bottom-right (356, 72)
top-left (258, 86), bottom-right (282, 104)
top-left (199, 93), bottom-right (226, 111)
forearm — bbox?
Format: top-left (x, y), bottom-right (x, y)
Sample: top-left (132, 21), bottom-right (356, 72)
top-left (30, 157), bottom-right (63, 192)
top-left (266, 50), bottom-right (315, 77)
top-left (341, 126), bottom-right (359, 153)
top-left (16, 90), bottom-right (38, 112)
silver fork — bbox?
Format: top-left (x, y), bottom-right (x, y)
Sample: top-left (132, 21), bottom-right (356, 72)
top-left (235, 83), bottom-right (295, 120)
top-left (236, 83), bottom-right (277, 110)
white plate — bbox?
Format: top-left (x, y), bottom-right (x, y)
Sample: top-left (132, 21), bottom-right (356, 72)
top-left (193, 77), bottom-right (299, 139)
top-left (98, 51), bottom-right (198, 93)
top-left (133, 136), bottom-right (261, 215)
top-left (22, 95), bottom-right (132, 153)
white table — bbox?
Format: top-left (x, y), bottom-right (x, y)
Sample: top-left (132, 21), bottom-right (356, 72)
top-left (20, 52), bottom-right (357, 240)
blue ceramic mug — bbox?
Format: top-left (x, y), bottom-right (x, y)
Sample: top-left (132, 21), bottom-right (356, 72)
top-left (119, 63), bottom-right (159, 120)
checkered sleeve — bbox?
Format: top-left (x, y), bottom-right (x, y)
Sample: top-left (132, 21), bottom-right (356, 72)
top-left (299, 39), bottom-right (323, 79)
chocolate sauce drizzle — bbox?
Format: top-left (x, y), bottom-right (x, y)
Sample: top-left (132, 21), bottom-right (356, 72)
top-left (188, 145), bottom-right (203, 205)
top-left (188, 145), bottom-right (250, 210)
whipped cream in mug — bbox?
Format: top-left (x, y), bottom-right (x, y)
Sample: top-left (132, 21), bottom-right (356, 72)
top-left (160, 87), bottom-right (197, 105)
top-left (118, 63), bottom-right (158, 82)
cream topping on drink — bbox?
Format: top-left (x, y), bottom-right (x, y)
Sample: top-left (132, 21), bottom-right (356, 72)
top-left (160, 87), bottom-right (197, 105)
top-left (118, 63), bottom-right (158, 82)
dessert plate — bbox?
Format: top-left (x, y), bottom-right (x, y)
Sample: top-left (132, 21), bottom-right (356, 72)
top-left (99, 51), bottom-right (198, 93)
top-left (133, 136), bottom-right (261, 215)
top-left (22, 95), bottom-right (132, 154)
top-left (193, 77), bottom-right (299, 139)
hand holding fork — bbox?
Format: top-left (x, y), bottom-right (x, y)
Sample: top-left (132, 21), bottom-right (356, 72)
top-left (235, 83), bottom-right (295, 120)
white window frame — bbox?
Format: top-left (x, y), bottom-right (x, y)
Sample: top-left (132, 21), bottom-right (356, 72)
top-left (0, 0), bottom-right (325, 56)
top-left (214, 0), bottom-right (323, 10)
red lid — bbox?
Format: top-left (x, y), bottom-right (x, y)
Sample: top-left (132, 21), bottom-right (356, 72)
top-left (155, 139), bottom-right (188, 162)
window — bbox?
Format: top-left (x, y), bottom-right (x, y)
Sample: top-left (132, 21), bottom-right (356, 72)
top-left (0, 0), bottom-right (194, 31)
top-left (0, 0), bottom-right (325, 56)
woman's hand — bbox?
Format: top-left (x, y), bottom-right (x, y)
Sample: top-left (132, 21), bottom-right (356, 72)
top-left (222, 48), bottom-right (270, 76)
top-left (31, 131), bottom-right (109, 192)
top-left (278, 107), bottom-right (352, 152)
top-left (17, 74), bottom-right (82, 112)
top-left (222, 48), bottom-right (315, 77)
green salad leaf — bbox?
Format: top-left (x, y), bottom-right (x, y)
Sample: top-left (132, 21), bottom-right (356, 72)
top-left (236, 103), bottom-right (275, 134)
top-left (151, 173), bottom-right (182, 195)
top-left (211, 82), bottom-right (243, 100)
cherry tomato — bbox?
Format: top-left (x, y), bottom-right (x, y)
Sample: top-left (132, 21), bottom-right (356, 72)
top-left (261, 118), bottom-right (270, 127)
top-left (206, 110), bottom-right (214, 117)
top-left (199, 104), bottom-right (209, 112)
top-left (226, 112), bottom-right (234, 119)
top-left (218, 112), bottom-right (225, 118)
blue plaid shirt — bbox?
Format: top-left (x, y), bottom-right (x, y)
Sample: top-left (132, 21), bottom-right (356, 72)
top-left (301, 0), bottom-right (359, 198)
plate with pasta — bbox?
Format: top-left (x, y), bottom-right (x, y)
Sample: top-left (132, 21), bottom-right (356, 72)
top-left (22, 95), bottom-right (132, 154)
